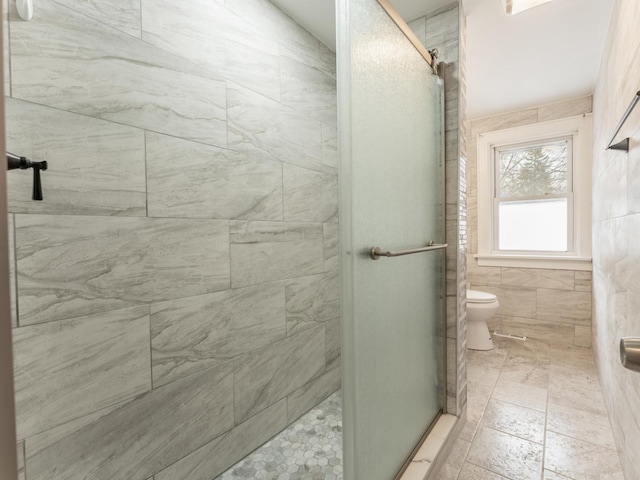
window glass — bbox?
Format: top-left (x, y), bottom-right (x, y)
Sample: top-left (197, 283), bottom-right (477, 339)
top-left (498, 198), bottom-right (568, 251)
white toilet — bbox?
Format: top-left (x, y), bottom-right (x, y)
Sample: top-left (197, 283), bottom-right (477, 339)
top-left (466, 289), bottom-right (499, 351)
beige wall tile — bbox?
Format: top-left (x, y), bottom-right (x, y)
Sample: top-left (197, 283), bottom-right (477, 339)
top-left (575, 271), bottom-right (592, 292)
top-left (502, 268), bottom-right (574, 291)
top-left (537, 95), bottom-right (592, 123)
top-left (474, 285), bottom-right (537, 319)
top-left (501, 316), bottom-right (575, 345)
top-left (537, 289), bottom-right (592, 326)
top-left (467, 263), bottom-right (501, 286)
top-left (574, 325), bottom-right (592, 348)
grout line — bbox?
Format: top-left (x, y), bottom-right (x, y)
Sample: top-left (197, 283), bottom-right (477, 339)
top-left (144, 130), bottom-right (149, 218)
top-left (22, 440), bottom-right (26, 480)
top-left (11, 214), bottom-right (19, 327)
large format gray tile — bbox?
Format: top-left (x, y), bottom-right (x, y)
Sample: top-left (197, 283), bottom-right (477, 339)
top-left (286, 366), bottom-right (340, 423)
top-left (227, 82), bottom-right (323, 172)
top-left (151, 283), bottom-right (286, 387)
top-left (234, 325), bottom-right (326, 423)
top-left (547, 402), bottom-right (617, 449)
top-left (8, 215), bottom-right (16, 327)
top-left (482, 400), bottom-right (545, 444)
top-left (326, 316), bottom-right (341, 370)
top-left (52, 0), bottom-right (141, 38)
top-left (501, 268), bottom-right (574, 290)
top-left (146, 132), bottom-right (282, 220)
top-left (26, 363), bottom-right (234, 480)
top-left (17, 441), bottom-right (24, 480)
top-left (322, 124), bottom-right (339, 173)
top-left (491, 379), bottom-right (548, 412)
top-left (283, 164), bottom-right (338, 223)
top-left (466, 427), bottom-right (543, 480)
top-left (544, 431), bottom-right (624, 480)
top-left (458, 462), bottom-right (509, 480)
top-left (323, 223), bottom-right (339, 272)
top-left (230, 221), bottom-right (323, 287)
top-left (13, 306), bottom-right (151, 439)
top-left (280, 55), bottom-right (337, 127)
top-left (537, 289), bottom-right (592, 325)
top-left (155, 399), bottom-right (287, 480)
top-left (142, 0), bottom-right (280, 100)
top-left (5, 98), bottom-right (146, 216)
top-left (16, 215), bottom-right (230, 325)
top-left (11, 0), bottom-right (227, 147)
top-left (285, 271), bottom-right (339, 336)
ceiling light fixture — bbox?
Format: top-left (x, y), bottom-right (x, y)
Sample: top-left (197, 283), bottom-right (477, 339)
top-left (502, 0), bottom-right (553, 15)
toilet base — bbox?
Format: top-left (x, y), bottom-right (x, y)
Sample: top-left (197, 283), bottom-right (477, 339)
top-left (467, 320), bottom-right (494, 351)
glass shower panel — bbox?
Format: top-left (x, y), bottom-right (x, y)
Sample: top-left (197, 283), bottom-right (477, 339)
top-left (338, 0), bottom-right (445, 479)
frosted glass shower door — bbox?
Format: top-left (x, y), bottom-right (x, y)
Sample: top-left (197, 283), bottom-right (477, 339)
top-left (338, 1), bottom-right (445, 479)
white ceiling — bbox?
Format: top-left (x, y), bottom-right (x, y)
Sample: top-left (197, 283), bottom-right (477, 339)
top-left (271, 0), bottom-right (614, 119)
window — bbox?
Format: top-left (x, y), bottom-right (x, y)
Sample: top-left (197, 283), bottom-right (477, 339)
top-left (476, 115), bottom-right (592, 270)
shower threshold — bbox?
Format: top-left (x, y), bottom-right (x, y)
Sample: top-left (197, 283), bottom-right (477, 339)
top-left (216, 391), bottom-right (343, 480)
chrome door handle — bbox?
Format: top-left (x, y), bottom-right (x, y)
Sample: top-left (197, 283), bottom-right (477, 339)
top-left (370, 241), bottom-right (448, 260)
top-left (620, 338), bottom-right (640, 373)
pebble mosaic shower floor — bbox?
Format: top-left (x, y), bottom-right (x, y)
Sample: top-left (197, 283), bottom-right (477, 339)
top-left (216, 391), bottom-right (343, 480)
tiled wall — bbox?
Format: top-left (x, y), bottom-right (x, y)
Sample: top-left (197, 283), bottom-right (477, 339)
top-left (411, 2), bottom-right (468, 418)
top-left (466, 96), bottom-right (594, 347)
top-left (592, 1), bottom-right (640, 478)
top-left (5, 0), bottom-right (339, 479)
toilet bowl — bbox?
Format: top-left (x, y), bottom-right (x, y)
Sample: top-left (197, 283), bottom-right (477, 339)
top-left (466, 289), bottom-right (499, 351)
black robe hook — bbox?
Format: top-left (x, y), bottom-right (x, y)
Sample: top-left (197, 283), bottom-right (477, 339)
top-left (6, 152), bottom-right (48, 201)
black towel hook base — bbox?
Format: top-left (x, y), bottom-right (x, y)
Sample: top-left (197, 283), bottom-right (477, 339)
top-left (6, 152), bottom-right (48, 201)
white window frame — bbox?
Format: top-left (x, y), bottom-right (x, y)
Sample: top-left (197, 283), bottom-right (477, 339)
top-left (476, 114), bottom-right (592, 271)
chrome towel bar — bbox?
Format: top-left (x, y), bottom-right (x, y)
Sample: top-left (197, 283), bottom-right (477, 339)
top-left (370, 242), bottom-right (448, 260)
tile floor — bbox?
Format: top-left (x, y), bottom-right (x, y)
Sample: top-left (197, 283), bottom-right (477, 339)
top-left (216, 391), bottom-right (343, 480)
top-left (437, 336), bottom-right (625, 480)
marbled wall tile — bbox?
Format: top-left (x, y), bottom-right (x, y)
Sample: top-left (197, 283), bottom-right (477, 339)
top-left (142, 0), bottom-right (280, 101)
top-left (280, 55), bottom-right (337, 127)
top-left (5, 98), bottom-right (146, 216)
top-left (326, 316), bottom-right (341, 371)
top-left (537, 95), bottom-right (592, 123)
top-left (323, 223), bottom-right (339, 272)
top-left (285, 271), bottom-right (339, 335)
top-left (322, 124), bottom-right (338, 173)
top-left (234, 325), bottom-right (325, 423)
top-left (52, 0), bottom-right (141, 38)
top-left (17, 441), bottom-right (24, 480)
top-left (13, 306), bottom-right (151, 439)
top-left (283, 164), bottom-right (338, 223)
top-left (425, 6), bottom-right (459, 46)
top-left (575, 271), bottom-right (592, 292)
top-left (151, 283), bottom-right (286, 387)
top-left (230, 220), bottom-right (323, 287)
top-left (16, 215), bottom-right (230, 325)
top-left (3, 0), bottom-right (9, 96)
top-left (501, 268), bottom-right (574, 291)
top-left (146, 132), bottom-right (282, 221)
top-left (472, 109), bottom-right (538, 136)
top-left (287, 366), bottom-right (340, 423)
top-left (474, 285), bottom-right (537, 318)
top-left (279, 41), bottom-right (336, 84)
top-left (407, 16), bottom-right (426, 48)
top-left (537, 289), bottom-right (591, 325)
top-left (26, 363), bottom-right (234, 480)
top-left (155, 399), bottom-right (287, 480)
top-left (467, 263), bottom-right (501, 286)
top-left (8, 215), bottom-right (16, 327)
top-left (227, 82), bottom-right (323, 172)
top-left (501, 316), bottom-right (575, 345)
top-left (574, 325), bottom-right (592, 348)
top-left (11, 0), bottom-right (227, 147)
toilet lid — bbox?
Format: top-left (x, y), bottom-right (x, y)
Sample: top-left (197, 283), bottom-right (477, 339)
top-left (467, 289), bottom-right (497, 304)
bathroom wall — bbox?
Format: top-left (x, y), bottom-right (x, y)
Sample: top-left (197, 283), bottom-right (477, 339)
top-left (410, 2), bottom-right (468, 419)
top-left (592, 1), bottom-right (640, 478)
top-left (466, 95), bottom-right (594, 347)
top-left (4, 0), bottom-right (339, 479)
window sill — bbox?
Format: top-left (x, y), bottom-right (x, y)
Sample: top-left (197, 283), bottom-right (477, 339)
top-left (474, 254), bottom-right (592, 271)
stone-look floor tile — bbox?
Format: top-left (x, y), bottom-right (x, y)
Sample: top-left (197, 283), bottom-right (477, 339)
top-left (286, 271), bottom-right (339, 336)
top-left (234, 325), bottom-right (326, 423)
top-left (322, 124), bottom-right (338, 172)
top-left (26, 363), bottom-right (234, 480)
top-left (217, 391), bottom-right (342, 480)
top-left (466, 364), bottom-right (500, 387)
top-left (12, 0), bottom-right (227, 148)
top-left (155, 400), bottom-right (288, 480)
top-left (501, 268), bottom-right (575, 290)
top-left (491, 379), bottom-right (548, 412)
top-left (544, 431), bottom-right (624, 480)
top-left (546, 403), bottom-right (617, 449)
top-left (326, 316), bottom-right (341, 371)
top-left (457, 462), bottom-right (509, 479)
top-left (323, 223), bottom-right (339, 272)
top-left (549, 364), bottom-right (601, 393)
top-left (16, 215), bottom-right (230, 325)
top-left (466, 345), bottom-right (508, 369)
top-left (230, 221), bottom-right (323, 288)
top-left (151, 283), bottom-right (286, 387)
top-left (13, 306), bottom-right (151, 439)
top-left (499, 362), bottom-right (549, 389)
top-left (6, 98), bottom-right (147, 217)
top-left (466, 427), bottom-right (543, 480)
top-left (227, 82), bottom-right (323, 172)
top-left (142, 0), bottom-right (280, 100)
top-left (537, 289), bottom-right (592, 325)
top-left (52, 0), bottom-right (141, 38)
top-left (503, 337), bottom-right (551, 366)
top-left (287, 367), bottom-right (340, 423)
top-left (436, 438), bottom-right (471, 480)
top-left (548, 382), bottom-right (608, 416)
top-left (543, 469), bottom-right (573, 479)
top-left (146, 132), bottom-right (283, 221)
top-left (482, 400), bottom-right (545, 444)
top-left (283, 164), bottom-right (338, 224)
top-left (280, 54), bottom-right (337, 127)
top-left (548, 343), bottom-right (595, 369)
